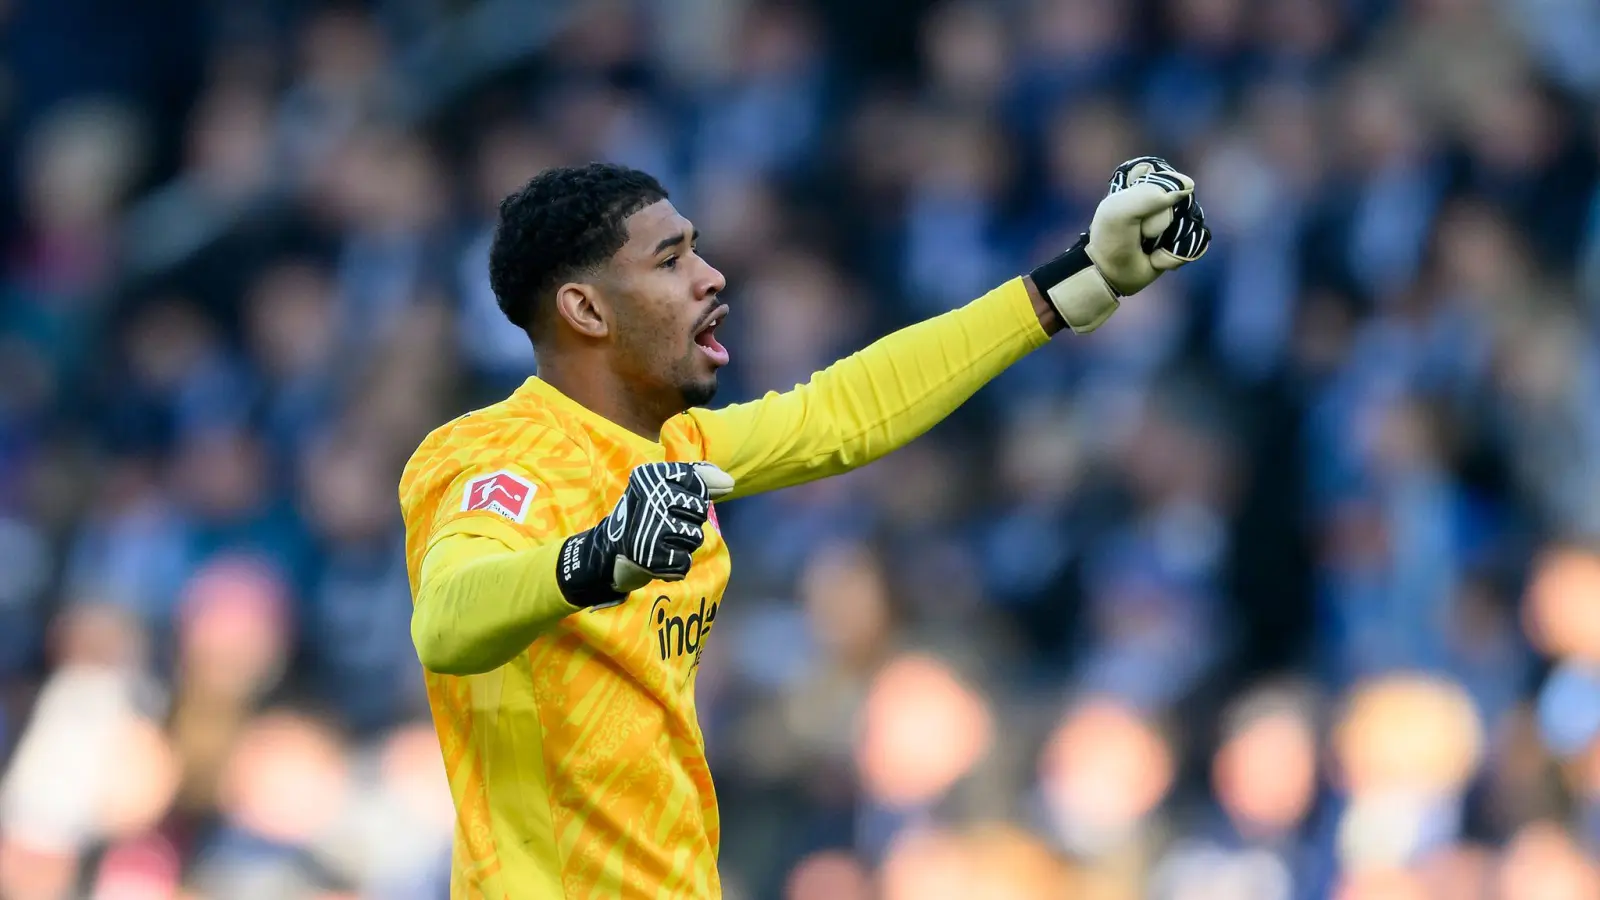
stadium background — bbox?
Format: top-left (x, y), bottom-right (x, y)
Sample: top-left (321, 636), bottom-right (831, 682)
top-left (4, 0), bottom-right (1600, 896)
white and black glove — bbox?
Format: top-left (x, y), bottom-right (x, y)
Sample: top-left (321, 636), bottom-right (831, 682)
top-left (1029, 155), bottom-right (1212, 334)
top-left (1109, 155), bottom-right (1212, 268)
top-left (557, 461), bottom-right (735, 608)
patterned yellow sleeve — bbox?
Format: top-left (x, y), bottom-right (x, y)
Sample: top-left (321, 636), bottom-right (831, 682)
top-left (410, 428), bottom-right (595, 675)
top-left (413, 533), bottom-right (573, 675)
top-left (683, 277), bottom-right (1049, 499)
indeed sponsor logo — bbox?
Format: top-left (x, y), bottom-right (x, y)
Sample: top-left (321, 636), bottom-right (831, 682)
top-left (651, 595), bottom-right (719, 663)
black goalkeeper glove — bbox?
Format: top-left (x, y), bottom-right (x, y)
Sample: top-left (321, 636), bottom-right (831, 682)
top-left (557, 461), bottom-right (736, 609)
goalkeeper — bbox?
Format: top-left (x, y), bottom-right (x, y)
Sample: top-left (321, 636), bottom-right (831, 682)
top-left (400, 156), bottom-right (1210, 899)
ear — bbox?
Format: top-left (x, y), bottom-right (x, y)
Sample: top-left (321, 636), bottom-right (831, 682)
top-left (554, 282), bottom-right (609, 339)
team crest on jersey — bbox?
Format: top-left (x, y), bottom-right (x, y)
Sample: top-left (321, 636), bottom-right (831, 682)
top-left (707, 502), bottom-right (720, 532)
top-left (462, 470), bottom-right (536, 523)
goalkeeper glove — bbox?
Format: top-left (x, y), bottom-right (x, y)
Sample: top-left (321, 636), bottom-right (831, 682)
top-left (1028, 155), bottom-right (1211, 334)
top-left (1109, 155), bottom-right (1212, 269)
top-left (557, 461), bottom-right (736, 609)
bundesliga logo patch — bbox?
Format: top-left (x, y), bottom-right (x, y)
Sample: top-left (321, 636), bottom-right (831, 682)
top-left (462, 470), bottom-right (536, 523)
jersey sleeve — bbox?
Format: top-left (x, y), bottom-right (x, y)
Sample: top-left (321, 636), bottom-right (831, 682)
top-left (412, 532), bottom-right (574, 675)
top-left (409, 424), bottom-right (598, 675)
top-left (682, 277), bottom-right (1049, 499)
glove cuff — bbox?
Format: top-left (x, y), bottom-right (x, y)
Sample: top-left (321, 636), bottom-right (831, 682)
top-left (557, 531), bottom-right (625, 609)
top-left (1029, 235), bottom-right (1123, 334)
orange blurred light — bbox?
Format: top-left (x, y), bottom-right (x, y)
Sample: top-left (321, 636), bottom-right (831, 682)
top-left (1214, 710), bottom-right (1317, 835)
top-left (98, 716), bottom-right (182, 840)
top-left (1040, 696), bottom-right (1174, 831)
top-left (784, 849), bottom-right (872, 900)
top-left (1524, 546), bottom-right (1600, 662)
top-left (1333, 673), bottom-right (1484, 797)
top-left (879, 827), bottom-right (977, 900)
top-left (855, 653), bottom-right (993, 807)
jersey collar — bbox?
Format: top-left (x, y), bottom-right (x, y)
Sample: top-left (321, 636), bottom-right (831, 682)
top-left (515, 376), bottom-right (667, 458)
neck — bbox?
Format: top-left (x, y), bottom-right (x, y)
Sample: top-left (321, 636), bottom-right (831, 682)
top-left (535, 351), bottom-right (671, 442)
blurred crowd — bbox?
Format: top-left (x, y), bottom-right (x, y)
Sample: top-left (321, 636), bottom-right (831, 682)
top-left (4, 0), bottom-right (1600, 897)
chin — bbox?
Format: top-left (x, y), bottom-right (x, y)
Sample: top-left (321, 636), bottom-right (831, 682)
top-left (680, 376), bottom-right (718, 408)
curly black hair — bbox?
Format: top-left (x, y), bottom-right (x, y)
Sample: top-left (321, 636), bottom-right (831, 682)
top-left (488, 162), bottom-right (669, 340)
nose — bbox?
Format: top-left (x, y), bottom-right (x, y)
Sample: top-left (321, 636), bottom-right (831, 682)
top-left (700, 259), bottom-right (726, 299)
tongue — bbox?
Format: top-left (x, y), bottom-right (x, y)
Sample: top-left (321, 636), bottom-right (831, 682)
top-left (697, 329), bottom-right (729, 366)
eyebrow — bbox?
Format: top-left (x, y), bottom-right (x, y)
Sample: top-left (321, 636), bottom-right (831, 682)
top-left (653, 228), bottom-right (699, 256)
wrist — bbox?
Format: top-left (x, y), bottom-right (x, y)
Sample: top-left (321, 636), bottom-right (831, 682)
top-left (556, 530), bottom-right (622, 609)
top-left (1022, 274), bottom-right (1066, 336)
top-left (1028, 236), bottom-right (1122, 334)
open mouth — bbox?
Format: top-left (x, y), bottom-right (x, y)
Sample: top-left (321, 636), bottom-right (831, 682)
top-left (694, 307), bottom-right (729, 367)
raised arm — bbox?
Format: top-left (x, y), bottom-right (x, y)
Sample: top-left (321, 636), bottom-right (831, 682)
top-left (682, 156), bottom-right (1212, 501)
top-left (682, 277), bottom-right (1059, 500)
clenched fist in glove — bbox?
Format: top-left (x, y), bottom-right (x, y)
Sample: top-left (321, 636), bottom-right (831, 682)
top-left (1110, 155), bottom-right (1212, 268)
top-left (1029, 155), bottom-right (1212, 334)
top-left (557, 461), bottom-right (735, 608)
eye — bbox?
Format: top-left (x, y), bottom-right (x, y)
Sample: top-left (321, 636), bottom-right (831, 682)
top-left (660, 256), bottom-right (678, 270)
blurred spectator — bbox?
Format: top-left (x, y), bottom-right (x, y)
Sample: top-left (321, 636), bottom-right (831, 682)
top-left (1152, 682), bottom-right (1332, 900)
top-left (853, 653), bottom-right (994, 857)
top-left (784, 848), bottom-right (873, 900)
top-left (1497, 821), bottom-right (1600, 900)
top-left (0, 603), bottom-right (165, 900)
top-left (1033, 695), bottom-right (1175, 897)
top-left (1331, 674), bottom-right (1485, 873)
top-left (878, 822), bottom-right (1075, 900)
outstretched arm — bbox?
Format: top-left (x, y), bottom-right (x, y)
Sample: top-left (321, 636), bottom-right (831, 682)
top-left (683, 155), bottom-right (1212, 501)
top-left (683, 276), bottom-right (1060, 500)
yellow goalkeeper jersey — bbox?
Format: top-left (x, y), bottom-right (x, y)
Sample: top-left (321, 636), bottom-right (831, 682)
top-left (400, 278), bottom-right (1049, 899)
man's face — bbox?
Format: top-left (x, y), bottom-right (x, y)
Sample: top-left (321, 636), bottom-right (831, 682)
top-left (605, 199), bottom-right (729, 409)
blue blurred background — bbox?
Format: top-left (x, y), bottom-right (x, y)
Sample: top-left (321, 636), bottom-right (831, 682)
top-left (4, 0), bottom-right (1600, 897)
